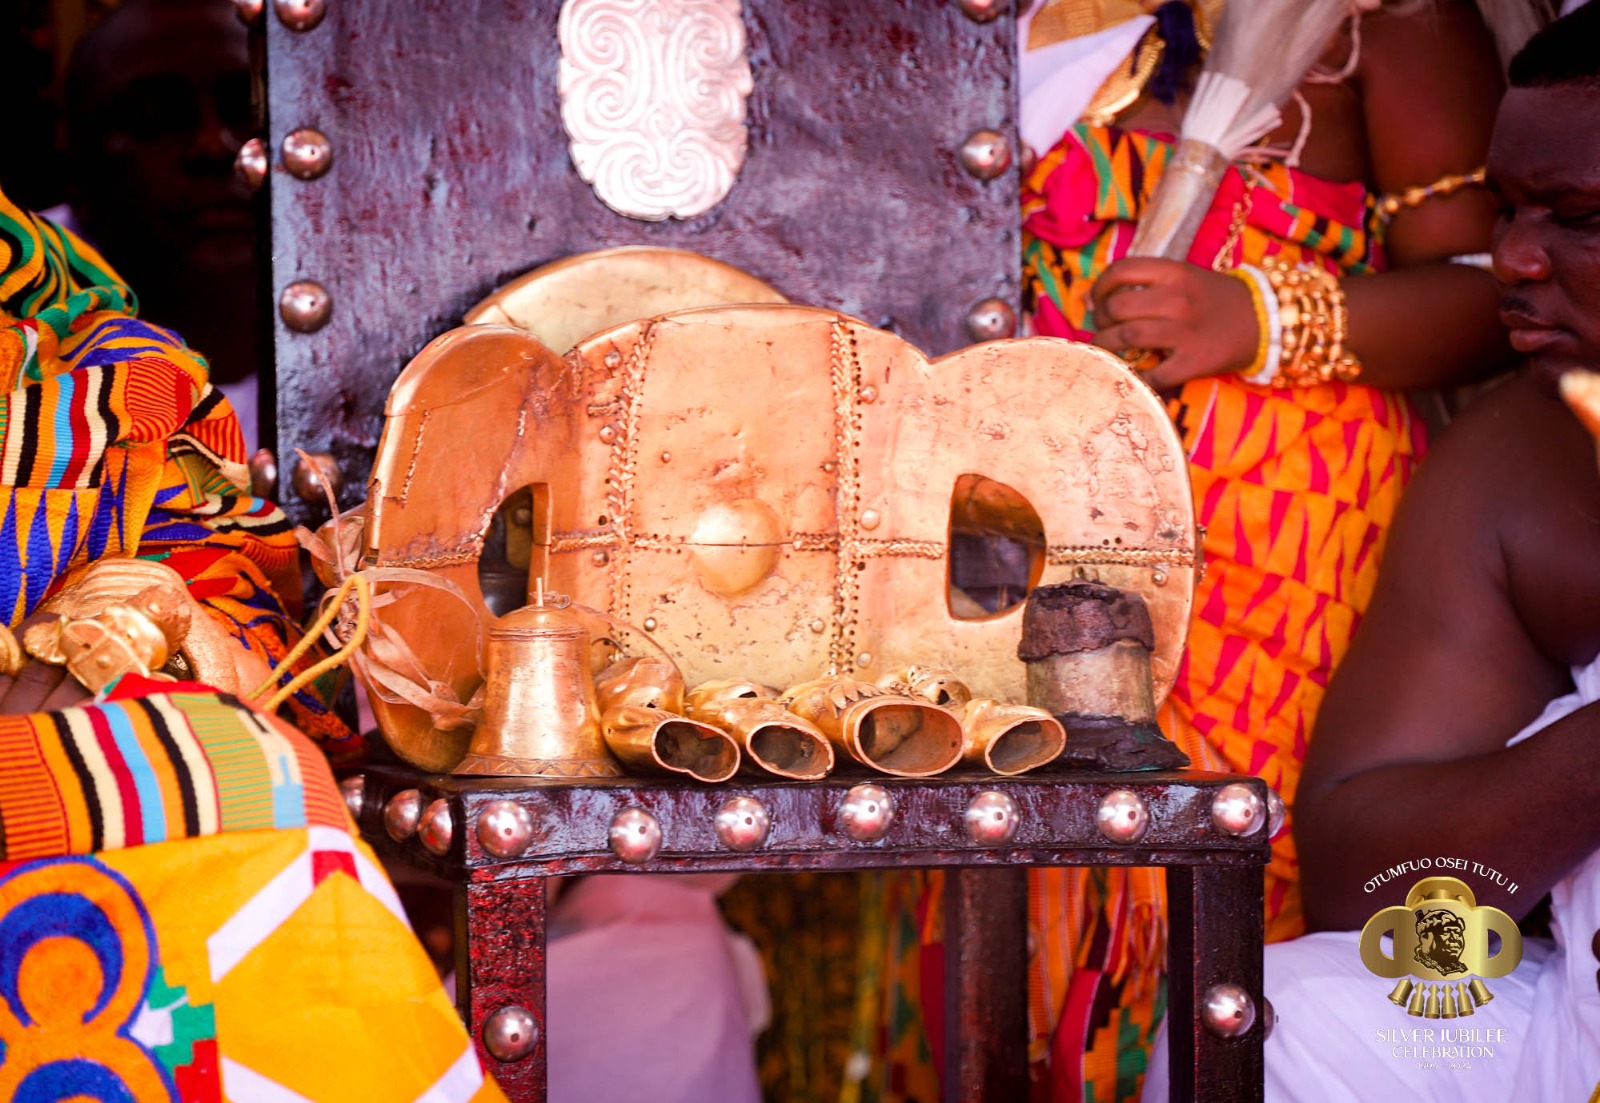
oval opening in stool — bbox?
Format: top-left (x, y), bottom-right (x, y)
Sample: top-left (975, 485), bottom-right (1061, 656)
top-left (947, 473), bottom-right (1045, 620)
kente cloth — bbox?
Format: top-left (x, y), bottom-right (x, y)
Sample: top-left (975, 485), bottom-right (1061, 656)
top-left (1022, 123), bottom-right (1423, 1102)
top-left (861, 122), bottom-right (1425, 1103)
top-left (0, 677), bottom-right (505, 1103)
top-left (1144, 653), bottom-right (1600, 1103)
top-left (0, 189), bottom-right (358, 760)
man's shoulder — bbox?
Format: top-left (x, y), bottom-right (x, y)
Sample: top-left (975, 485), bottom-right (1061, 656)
top-left (1420, 374), bottom-right (1593, 506)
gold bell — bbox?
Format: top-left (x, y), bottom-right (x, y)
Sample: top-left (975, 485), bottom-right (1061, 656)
top-left (1440, 987), bottom-right (1458, 1019)
top-left (1467, 979), bottom-right (1494, 1007)
top-left (780, 677), bottom-right (964, 777)
top-left (455, 588), bottom-right (623, 778)
top-left (1422, 985), bottom-right (1441, 1019)
top-left (594, 657), bottom-right (741, 783)
top-left (1406, 983), bottom-right (1427, 1017)
top-left (1455, 983), bottom-right (1475, 1016)
top-left (685, 680), bottom-right (835, 781)
top-left (1387, 979), bottom-right (1414, 1007)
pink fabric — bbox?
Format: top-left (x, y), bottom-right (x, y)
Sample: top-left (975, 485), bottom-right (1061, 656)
top-left (547, 875), bottom-right (762, 1103)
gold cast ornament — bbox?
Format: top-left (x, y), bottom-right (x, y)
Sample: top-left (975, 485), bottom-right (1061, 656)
top-left (357, 304), bottom-right (1195, 772)
top-left (20, 559), bottom-right (275, 695)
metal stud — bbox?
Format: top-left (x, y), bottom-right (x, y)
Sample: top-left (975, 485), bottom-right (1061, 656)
top-left (609, 807), bottom-right (662, 864)
top-left (598, 424), bottom-right (618, 444)
top-left (291, 451), bottom-right (342, 504)
top-left (643, 616), bottom-right (658, 632)
top-left (964, 790), bottom-right (1019, 845)
top-left (855, 652), bottom-right (874, 669)
top-left (964, 298), bottom-right (1017, 342)
top-left (1211, 782), bottom-right (1267, 837)
top-left (1201, 982), bottom-right (1257, 1038)
top-left (957, 0), bottom-right (1007, 22)
top-left (281, 127), bottom-right (333, 180)
top-left (714, 796), bottom-right (771, 852)
top-left (482, 1005), bottom-right (539, 1062)
top-left (1261, 996), bottom-right (1277, 1041)
top-left (274, 0), bottom-right (327, 31)
top-left (477, 799), bottom-right (536, 860)
top-left (591, 550), bottom-right (609, 565)
top-left (1152, 568), bottom-right (1169, 586)
top-left (338, 774), bottom-right (364, 820)
top-left (235, 137), bottom-right (268, 191)
top-left (1096, 788), bottom-right (1150, 844)
top-left (809, 618), bottom-right (826, 634)
top-left (859, 384), bottom-right (878, 404)
top-left (958, 128), bottom-right (1013, 181)
top-left (1266, 786), bottom-right (1287, 840)
top-left (839, 783), bottom-right (895, 842)
top-left (233, 0), bottom-right (264, 23)
top-left (384, 788), bottom-right (422, 841)
top-left (860, 509), bottom-right (881, 530)
top-left (660, 451), bottom-right (672, 464)
top-left (249, 448), bottom-right (278, 497)
top-left (419, 797), bottom-right (454, 856)
top-left (279, 279), bottom-right (331, 333)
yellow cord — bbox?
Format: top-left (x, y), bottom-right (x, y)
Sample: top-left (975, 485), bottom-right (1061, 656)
top-left (251, 573), bottom-right (372, 713)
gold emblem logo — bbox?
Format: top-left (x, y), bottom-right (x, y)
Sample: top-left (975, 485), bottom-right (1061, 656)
top-left (1359, 877), bottom-right (1521, 1017)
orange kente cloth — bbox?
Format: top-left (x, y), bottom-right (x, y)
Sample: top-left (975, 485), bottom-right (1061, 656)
top-left (1017, 123), bottom-right (1425, 1100)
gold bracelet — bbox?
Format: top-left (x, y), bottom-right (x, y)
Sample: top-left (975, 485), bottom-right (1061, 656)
top-left (1261, 256), bottom-right (1363, 387)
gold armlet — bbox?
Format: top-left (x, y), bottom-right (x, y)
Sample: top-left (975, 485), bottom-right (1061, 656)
top-left (1376, 167), bottom-right (1487, 222)
top-left (1260, 256), bottom-right (1363, 388)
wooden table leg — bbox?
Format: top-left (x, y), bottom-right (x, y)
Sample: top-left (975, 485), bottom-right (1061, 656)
top-left (1165, 864), bottom-right (1265, 1103)
top-left (457, 876), bottom-right (548, 1102)
top-left (943, 866), bottom-right (1029, 1103)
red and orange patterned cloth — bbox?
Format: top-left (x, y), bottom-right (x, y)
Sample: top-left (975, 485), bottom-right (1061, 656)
top-left (1025, 123), bottom-right (1422, 1102)
top-left (860, 124), bottom-right (1424, 1103)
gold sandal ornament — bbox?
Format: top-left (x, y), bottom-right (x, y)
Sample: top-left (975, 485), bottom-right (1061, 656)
top-left (23, 577), bottom-right (192, 693)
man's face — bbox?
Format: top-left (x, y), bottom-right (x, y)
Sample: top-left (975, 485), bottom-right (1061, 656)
top-left (73, 1), bottom-right (252, 274)
top-left (1489, 84), bottom-right (1600, 384)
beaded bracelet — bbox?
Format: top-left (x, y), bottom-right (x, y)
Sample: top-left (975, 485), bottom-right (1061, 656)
top-left (1259, 256), bottom-right (1363, 387)
top-left (1376, 167), bottom-right (1487, 222)
top-left (1227, 264), bottom-right (1282, 387)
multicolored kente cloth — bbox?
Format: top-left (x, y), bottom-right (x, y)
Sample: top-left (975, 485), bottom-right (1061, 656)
top-left (0, 676), bottom-right (504, 1102)
top-left (0, 189), bottom-right (358, 759)
top-left (861, 123), bottom-right (1426, 1103)
top-left (1028, 124), bottom-right (1421, 1100)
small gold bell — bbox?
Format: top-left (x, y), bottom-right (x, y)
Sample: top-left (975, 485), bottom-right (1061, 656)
top-left (455, 584), bottom-right (623, 778)
top-left (1387, 979), bottom-right (1414, 1007)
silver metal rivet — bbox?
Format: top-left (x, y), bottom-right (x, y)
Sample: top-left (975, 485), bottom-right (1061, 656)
top-left (274, 0), bottom-right (326, 31)
top-left (419, 797), bottom-right (453, 856)
top-left (855, 652), bottom-right (873, 669)
top-left (291, 452), bottom-right (341, 504)
top-left (964, 298), bottom-right (1017, 342)
top-left (714, 796), bottom-right (771, 852)
top-left (1096, 788), bottom-right (1150, 844)
top-left (235, 138), bottom-right (268, 192)
top-left (959, 128), bottom-right (1013, 181)
top-left (859, 384), bottom-right (878, 404)
top-left (1202, 983), bottom-right (1257, 1038)
top-left (384, 788), bottom-right (422, 841)
top-left (591, 550), bottom-right (610, 565)
top-left (477, 799), bottom-right (536, 859)
top-left (839, 783), bottom-right (895, 842)
top-left (809, 618), bottom-right (826, 634)
top-left (279, 279), bottom-right (331, 333)
top-left (860, 509), bottom-right (881, 530)
top-left (1266, 786), bottom-right (1287, 840)
top-left (964, 790), bottom-right (1019, 845)
top-left (957, 0), bottom-right (1007, 22)
top-left (339, 775), bottom-right (364, 820)
top-left (281, 126), bottom-right (333, 180)
top-left (609, 807), bottom-right (662, 864)
top-left (483, 1005), bottom-right (539, 1062)
top-left (233, 0), bottom-right (264, 23)
top-left (598, 424), bottom-right (618, 445)
top-left (1211, 782), bottom-right (1267, 837)
top-left (643, 616), bottom-right (658, 632)
top-left (1152, 568), bottom-right (1169, 586)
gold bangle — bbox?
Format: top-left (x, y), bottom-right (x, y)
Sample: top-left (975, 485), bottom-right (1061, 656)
top-left (1261, 256), bottom-right (1363, 387)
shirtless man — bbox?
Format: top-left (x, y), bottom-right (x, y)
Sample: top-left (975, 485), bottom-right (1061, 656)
top-left (1143, 5), bottom-right (1600, 1099)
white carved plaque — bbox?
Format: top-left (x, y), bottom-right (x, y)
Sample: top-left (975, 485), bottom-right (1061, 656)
top-left (558, 0), bottom-right (754, 221)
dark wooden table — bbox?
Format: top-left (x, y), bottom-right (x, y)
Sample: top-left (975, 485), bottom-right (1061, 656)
top-left (352, 766), bottom-right (1269, 1103)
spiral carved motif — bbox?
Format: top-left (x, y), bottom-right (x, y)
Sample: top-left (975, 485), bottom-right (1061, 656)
top-left (558, 0), bottom-right (753, 221)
